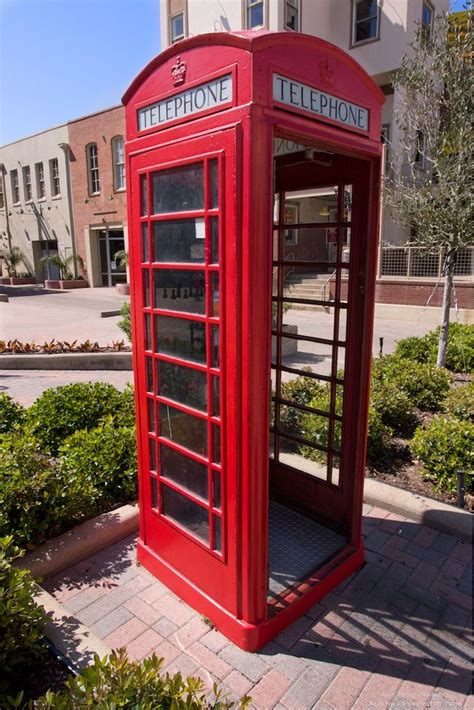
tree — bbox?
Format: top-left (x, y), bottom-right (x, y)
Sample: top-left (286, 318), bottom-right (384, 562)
top-left (0, 247), bottom-right (24, 277)
top-left (383, 10), bottom-right (473, 368)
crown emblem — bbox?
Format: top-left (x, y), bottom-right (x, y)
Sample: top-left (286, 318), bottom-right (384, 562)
top-left (171, 56), bottom-right (187, 86)
top-left (319, 59), bottom-right (335, 87)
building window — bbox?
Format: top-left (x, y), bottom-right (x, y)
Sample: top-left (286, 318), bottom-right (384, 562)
top-left (87, 143), bottom-right (100, 194)
top-left (11, 169), bottom-right (20, 204)
top-left (421, 0), bottom-right (433, 43)
top-left (49, 158), bottom-right (60, 196)
top-left (352, 0), bottom-right (380, 44)
top-left (381, 124), bottom-right (391, 173)
top-left (170, 12), bottom-right (185, 42)
top-left (35, 162), bottom-right (45, 199)
top-left (414, 129), bottom-right (427, 169)
top-left (285, 0), bottom-right (299, 31)
top-left (22, 166), bottom-right (32, 202)
top-left (0, 177), bottom-right (5, 209)
top-left (245, 0), bottom-right (265, 29)
top-left (111, 136), bottom-right (125, 191)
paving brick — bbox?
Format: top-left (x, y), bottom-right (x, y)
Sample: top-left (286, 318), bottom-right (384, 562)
top-left (431, 581), bottom-right (472, 611)
top-left (320, 666), bottom-right (371, 710)
top-left (77, 574), bottom-right (151, 626)
top-left (153, 616), bottom-right (179, 638)
top-left (437, 559), bottom-right (466, 587)
top-left (280, 664), bottom-right (339, 710)
top-left (352, 668), bottom-right (403, 709)
top-left (127, 628), bottom-right (164, 661)
top-left (187, 641), bottom-right (233, 680)
top-left (274, 614), bottom-right (314, 650)
top-left (90, 606), bottom-right (133, 639)
top-left (151, 638), bottom-right (181, 667)
top-left (364, 506), bottom-right (390, 521)
top-left (105, 617), bottom-right (148, 649)
top-left (365, 529), bottom-right (391, 552)
top-left (450, 541), bottom-right (472, 565)
top-left (165, 653), bottom-right (200, 678)
top-left (412, 525), bottom-right (439, 549)
top-left (379, 541), bottom-right (419, 569)
top-left (259, 641), bottom-right (308, 680)
top-left (219, 644), bottom-right (269, 683)
top-left (458, 566), bottom-right (473, 596)
top-left (152, 593), bottom-right (196, 626)
top-left (222, 669), bottom-right (253, 700)
top-left (432, 532), bottom-right (458, 556)
top-left (137, 581), bottom-right (168, 605)
top-left (173, 616), bottom-right (209, 649)
top-left (65, 580), bottom-right (118, 613)
top-left (409, 559), bottom-right (442, 591)
top-left (247, 669), bottom-right (291, 710)
top-left (123, 595), bottom-right (161, 626)
top-left (429, 691), bottom-right (463, 708)
top-left (199, 629), bottom-right (229, 653)
top-left (407, 542), bottom-right (447, 568)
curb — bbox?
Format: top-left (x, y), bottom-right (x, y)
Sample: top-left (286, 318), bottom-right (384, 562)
top-left (364, 478), bottom-right (472, 542)
top-left (0, 351), bottom-right (132, 371)
top-left (18, 504), bottom-right (139, 579)
top-left (34, 585), bottom-right (111, 671)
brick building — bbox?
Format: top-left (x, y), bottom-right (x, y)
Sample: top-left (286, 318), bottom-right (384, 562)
top-left (68, 105), bottom-right (128, 287)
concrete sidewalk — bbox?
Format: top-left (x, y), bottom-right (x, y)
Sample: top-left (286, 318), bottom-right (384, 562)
top-left (43, 505), bottom-right (473, 709)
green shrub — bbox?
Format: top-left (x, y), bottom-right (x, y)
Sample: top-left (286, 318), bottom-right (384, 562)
top-left (0, 432), bottom-right (93, 547)
top-left (394, 323), bottom-right (474, 373)
top-left (27, 382), bottom-right (127, 454)
top-left (109, 384), bottom-right (137, 429)
top-left (278, 373), bottom-right (324, 438)
top-left (118, 301), bottom-right (132, 341)
top-left (411, 415), bottom-right (474, 494)
top-left (0, 393), bottom-right (26, 434)
top-left (371, 355), bottom-right (451, 412)
top-left (370, 379), bottom-right (418, 437)
top-left (58, 422), bottom-right (137, 510)
top-left (34, 648), bottom-right (249, 709)
top-left (0, 536), bottom-right (46, 696)
top-left (443, 382), bottom-right (474, 422)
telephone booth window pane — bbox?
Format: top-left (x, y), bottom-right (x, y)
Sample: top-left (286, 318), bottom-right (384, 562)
top-left (343, 185), bottom-right (352, 221)
top-left (157, 360), bottom-right (207, 412)
top-left (279, 437), bottom-right (329, 482)
top-left (342, 228), bottom-right (351, 264)
top-left (159, 404), bottom-right (208, 457)
top-left (210, 159), bottom-right (218, 209)
top-left (281, 228), bottom-right (339, 263)
top-left (284, 187), bottom-right (338, 223)
top-left (210, 217), bottom-right (219, 264)
top-left (152, 219), bottom-right (205, 263)
top-left (210, 325), bottom-right (219, 368)
top-left (145, 357), bottom-right (153, 392)
top-left (213, 469), bottom-right (221, 509)
top-left (211, 273), bottom-right (220, 317)
top-left (160, 444), bottom-right (208, 500)
top-left (155, 315), bottom-right (206, 363)
top-left (212, 424), bottom-right (221, 464)
top-left (149, 438), bottom-right (157, 471)
top-left (141, 223), bottom-right (149, 262)
top-left (213, 516), bottom-right (222, 552)
top-left (154, 270), bottom-right (205, 314)
top-left (143, 270), bottom-right (150, 307)
top-left (152, 164), bottom-right (204, 214)
top-left (147, 398), bottom-right (156, 433)
top-left (144, 314), bottom-right (152, 350)
top-left (338, 307), bottom-right (348, 343)
top-left (140, 174), bottom-right (147, 216)
top-left (161, 484), bottom-right (209, 543)
top-left (150, 476), bottom-right (158, 508)
top-left (212, 377), bottom-right (220, 418)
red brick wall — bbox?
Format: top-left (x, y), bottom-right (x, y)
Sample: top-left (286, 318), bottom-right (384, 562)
top-left (338, 278), bottom-right (473, 309)
top-left (68, 106), bottom-right (127, 274)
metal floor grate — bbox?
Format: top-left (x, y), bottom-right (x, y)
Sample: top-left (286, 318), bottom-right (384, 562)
top-left (268, 500), bottom-right (346, 599)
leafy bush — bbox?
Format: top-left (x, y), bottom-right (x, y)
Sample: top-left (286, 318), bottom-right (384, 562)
top-left (34, 648), bottom-right (249, 709)
top-left (370, 379), bottom-right (418, 437)
top-left (0, 393), bottom-right (25, 434)
top-left (278, 373), bottom-right (324, 437)
top-left (411, 415), bottom-right (474, 494)
top-left (394, 323), bottom-right (474, 373)
top-left (443, 382), bottom-right (474, 422)
top-left (58, 422), bottom-right (137, 510)
top-left (27, 382), bottom-right (127, 454)
top-left (118, 302), bottom-right (132, 341)
top-left (0, 432), bottom-right (92, 547)
top-left (108, 385), bottom-right (137, 430)
top-left (371, 355), bottom-right (451, 412)
top-left (0, 536), bottom-right (46, 696)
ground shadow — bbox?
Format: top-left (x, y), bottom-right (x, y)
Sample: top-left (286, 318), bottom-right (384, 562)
top-left (0, 285), bottom-right (65, 298)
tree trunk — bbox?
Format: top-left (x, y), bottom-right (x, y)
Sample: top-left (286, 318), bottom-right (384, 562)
top-left (436, 250), bottom-right (456, 368)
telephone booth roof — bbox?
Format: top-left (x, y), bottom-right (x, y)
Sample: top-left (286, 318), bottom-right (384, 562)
top-left (123, 30), bottom-right (384, 150)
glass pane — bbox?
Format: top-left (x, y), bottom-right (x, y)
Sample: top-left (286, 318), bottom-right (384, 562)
top-left (146, 357), bottom-right (153, 392)
top-left (152, 163), bottom-right (204, 214)
top-left (154, 270), bottom-right (206, 314)
top-left (153, 219), bottom-right (205, 263)
top-left (157, 360), bottom-right (207, 412)
top-left (332, 454), bottom-right (341, 486)
top-left (281, 227), bottom-right (340, 263)
top-left (144, 314), bottom-right (152, 350)
top-left (211, 272), bottom-right (220, 317)
top-left (210, 217), bottom-right (219, 264)
top-left (342, 228), bottom-right (351, 264)
top-left (171, 12), bottom-right (184, 38)
top-left (281, 302), bottom-right (335, 340)
top-left (159, 403), bottom-right (207, 457)
top-left (356, 17), bottom-right (377, 41)
top-left (338, 307), bottom-right (348, 343)
top-left (210, 159), bottom-right (218, 209)
top-left (343, 185), bottom-right (352, 222)
top-left (213, 469), bottom-right (221, 509)
top-left (278, 373), bottom-right (326, 409)
top-left (284, 187), bottom-right (338, 224)
top-left (161, 484), bottom-right (209, 543)
top-left (356, 0), bottom-right (377, 21)
top-left (151, 476), bottom-right (158, 508)
top-left (160, 444), bottom-right (208, 500)
top-left (212, 424), bottom-right (221, 464)
top-left (140, 174), bottom-right (147, 216)
top-left (147, 397), bottom-right (156, 433)
top-left (278, 336), bottom-right (335, 379)
top-left (248, 3), bottom-right (264, 27)
top-left (143, 270), bottom-right (150, 307)
top-left (212, 376), bottom-right (220, 418)
top-left (149, 438), bottom-right (157, 471)
top-left (278, 437), bottom-right (329, 482)
top-left (213, 516), bottom-right (222, 552)
top-left (154, 315), bottom-right (206, 363)
top-left (141, 223), bottom-right (149, 262)
top-left (211, 325), bottom-right (219, 368)
top-left (282, 266), bottom-right (338, 302)
top-left (278, 404), bottom-right (330, 448)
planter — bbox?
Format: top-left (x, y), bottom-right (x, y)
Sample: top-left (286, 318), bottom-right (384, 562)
top-left (9, 277), bottom-right (36, 285)
top-left (44, 279), bottom-right (60, 289)
top-left (0, 277), bottom-right (11, 285)
top-left (116, 282), bottom-right (130, 296)
top-left (271, 324), bottom-right (298, 359)
top-left (44, 279), bottom-right (89, 290)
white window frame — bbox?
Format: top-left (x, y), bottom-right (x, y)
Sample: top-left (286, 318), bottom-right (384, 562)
top-left (87, 143), bottom-right (100, 195)
top-left (245, 0), bottom-right (265, 30)
top-left (35, 162), bottom-right (46, 199)
top-left (284, 0), bottom-right (299, 32)
top-left (22, 165), bottom-right (32, 202)
top-left (11, 169), bottom-right (20, 204)
top-left (352, 0), bottom-right (380, 46)
top-left (170, 11), bottom-right (185, 43)
top-left (49, 158), bottom-right (60, 197)
top-left (111, 136), bottom-right (125, 191)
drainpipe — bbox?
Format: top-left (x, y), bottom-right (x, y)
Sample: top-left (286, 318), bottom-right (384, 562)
top-left (58, 143), bottom-right (78, 278)
top-left (0, 163), bottom-right (12, 252)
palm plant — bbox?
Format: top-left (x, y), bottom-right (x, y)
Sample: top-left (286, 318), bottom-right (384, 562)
top-left (1, 247), bottom-right (24, 277)
top-left (41, 253), bottom-right (85, 280)
top-left (114, 250), bottom-right (129, 268)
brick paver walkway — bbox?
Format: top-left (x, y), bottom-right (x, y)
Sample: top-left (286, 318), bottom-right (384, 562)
top-left (44, 506), bottom-right (473, 709)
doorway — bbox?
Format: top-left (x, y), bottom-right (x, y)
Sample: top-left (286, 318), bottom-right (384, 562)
top-left (268, 140), bottom-right (357, 604)
top-left (98, 228), bottom-right (126, 286)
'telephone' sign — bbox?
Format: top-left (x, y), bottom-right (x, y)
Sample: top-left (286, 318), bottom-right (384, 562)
top-left (273, 74), bottom-right (369, 132)
top-left (138, 74), bottom-right (233, 131)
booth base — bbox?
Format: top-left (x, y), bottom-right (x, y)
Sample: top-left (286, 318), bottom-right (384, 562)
top-left (137, 538), bottom-right (365, 652)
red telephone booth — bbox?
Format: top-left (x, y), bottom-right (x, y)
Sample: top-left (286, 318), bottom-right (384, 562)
top-left (123, 31), bottom-right (383, 651)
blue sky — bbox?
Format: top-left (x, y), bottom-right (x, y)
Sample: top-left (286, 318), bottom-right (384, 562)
top-left (0, 0), bottom-right (468, 146)
top-left (0, 0), bottom-right (160, 145)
